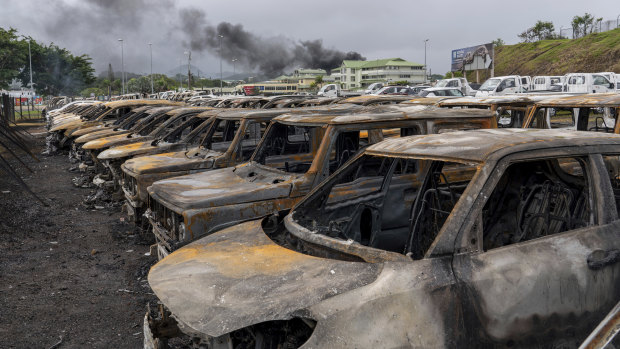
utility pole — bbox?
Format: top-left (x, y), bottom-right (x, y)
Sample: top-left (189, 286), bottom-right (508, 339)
top-left (424, 39), bottom-right (429, 83)
top-left (178, 57), bottom-right (182, 91)
top-left (118, 39), bottom-right (124, 95)
top-left (219, 34), bottom-right (224, 94)
top-left (185, 51), bottom-right (191, 89)
top-left (148, 43), bottom-right (154, 94)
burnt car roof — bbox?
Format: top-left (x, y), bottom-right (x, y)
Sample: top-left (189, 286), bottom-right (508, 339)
top-left (214, 105), bottom-right (366, 121)
top-left (337, 95), bottom-right (413, 105)
top-left (401, 96), bottom-right (456, 105)
top-left (274, 106), bottom-right (494, 126)
top-left (438, 94), bottom-right (577, 107)
top-left (532, 93), bottom-right (620, 107)
top-left (367, 129), bottom-right (620, 163)
top-left (164, 107), bottom-right (212, 116)
top-left (102, 99), bottom-right (182, 108)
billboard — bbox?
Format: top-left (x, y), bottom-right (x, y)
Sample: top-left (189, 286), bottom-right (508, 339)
top-left (451, 43), bottom-right (493, 72)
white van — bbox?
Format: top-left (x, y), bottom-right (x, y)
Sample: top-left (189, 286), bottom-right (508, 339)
top-left (531, 76), bottom-right (565, 91)
top-left (475, 75), bottom-right (528, 96)
top-left (564, 73), bottom-right (614, 93)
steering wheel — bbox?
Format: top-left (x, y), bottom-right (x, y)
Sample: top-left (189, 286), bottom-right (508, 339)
top-left (338, 138), bottom-right (358, 168)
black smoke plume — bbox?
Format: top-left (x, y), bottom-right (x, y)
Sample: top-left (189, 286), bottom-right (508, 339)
top-left (180, 8), bottom-right (365, 77)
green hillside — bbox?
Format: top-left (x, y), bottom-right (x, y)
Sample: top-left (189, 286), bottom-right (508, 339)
top-left (494, 28), bottom-right (620, 76)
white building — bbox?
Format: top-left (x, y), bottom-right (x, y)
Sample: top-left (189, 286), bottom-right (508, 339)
top-left (331, 58), bottom-right (425, 90)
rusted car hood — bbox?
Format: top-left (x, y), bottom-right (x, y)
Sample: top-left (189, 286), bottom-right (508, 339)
top-left (71, 124), bottom-right (110, 137)
top-left (75, 128), bottom-right (129, 144)
top-left (148, 220), bottom-right (381, 337)
top-left (82, 133), bottom-right (148, 150)
top-left (149, 165), bottom-right (294, 210)
top-left (123, 148), bottom-right (221, 175)
top-left (49, 119), bottom-right (84, 132)
top-left (97, 140), bottom-right (168, 160)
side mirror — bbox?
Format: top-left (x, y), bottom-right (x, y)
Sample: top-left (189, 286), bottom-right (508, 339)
top-left (496, 86), bottom-right (504, 92)
top-left (610, 83), bottom-right (615, 89)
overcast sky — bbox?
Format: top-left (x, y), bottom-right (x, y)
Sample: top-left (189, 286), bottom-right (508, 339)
top-left (2, 0), bottom-right (619, 78)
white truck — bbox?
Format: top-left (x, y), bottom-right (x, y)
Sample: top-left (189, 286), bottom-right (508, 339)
top-left (475, 75), bottom-right (530, 97)
top-left (317, 84), bottom-right (362, 97)
top-left (531, 76), bottom-right (565, 91)
top-left (363, 82), bottom-right (384, 95)
top-left (563, 73), bottom-right (615, 93)
top-left (598, 72), bottom-right (619, 91)
top-left (435, 78), bottom-right (476, 96)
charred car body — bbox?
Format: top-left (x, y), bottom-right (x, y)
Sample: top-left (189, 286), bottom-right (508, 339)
top-left (121, 105), bottom-right (368, 227)
top-left (146, 107), bottom-right (496, 259)
top-left (147, 129), bottom-right (620, 348)
top-left (49, 99), bottom-right (180, 150)
top-left (84, 107), bottom-right (212, 184)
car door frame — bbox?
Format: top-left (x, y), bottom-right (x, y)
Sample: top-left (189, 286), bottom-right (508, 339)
top-left (437, 147), bottom-right (619, 346)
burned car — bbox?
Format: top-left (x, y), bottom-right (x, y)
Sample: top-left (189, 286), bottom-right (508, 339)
top-left (84, 107), bottom-right (212, 184)
top-left (523, 92), bottom-right (620, 132)
top-left (438, 94), bottom-right (574, 128)
top-left (121, 105), bottom-right (367, 226)
top-left (81, 107), bottom-right (206, 167)
top-left (146, 107), bottom-right (496, 258)
top-left (70, 105), bottom-right (173, 162)
top-left (49, 99), bottom-right (180, 149)
top-left (147, 129), bottom-right (620, 348)
top-left (96, 109), bottom-right (219, 187)
top-left (121, 109), bottom-right (291, 226)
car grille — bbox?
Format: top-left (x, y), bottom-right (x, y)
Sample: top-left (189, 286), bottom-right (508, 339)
top-left (148, 195), bottom-right (183, 247)
top-left (122, 171), bottom-right (137, 197)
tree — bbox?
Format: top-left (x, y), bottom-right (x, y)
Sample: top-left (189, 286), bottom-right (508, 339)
top-left (127, 76), bottom-right (152, 94)
top-left (491, 38), bottom-right (505, 47)
top-left (572, 13), bottom-right (595, 38)
top-left (79, 87), bottom-right (105, 98)
top-left (0, 27), bottom-right (26, 89)
top-left (518, 20), bottom-right (556, 42)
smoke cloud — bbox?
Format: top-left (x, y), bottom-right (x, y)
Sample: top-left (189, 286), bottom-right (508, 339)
top-left (180, 8), bottom-right (365, 77)
top-left (9, 1), bottom-right (365, 78)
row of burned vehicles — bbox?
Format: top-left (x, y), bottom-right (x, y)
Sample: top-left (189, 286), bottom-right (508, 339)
top-left (46, 93), bottom-right (620, 348)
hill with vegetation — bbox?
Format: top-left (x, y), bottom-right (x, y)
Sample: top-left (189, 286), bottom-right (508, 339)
top-left (495, 27), bottom-right (620, 76)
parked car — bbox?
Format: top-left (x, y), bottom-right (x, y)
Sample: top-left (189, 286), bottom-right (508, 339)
top-left (146, 129), bottom-right (620, 348)
top-left (363, 82), bottom-right (384, 95)
top-left (475, 75), bottom-right (529, 97)
top-left (145, 107), bottom-right (496, 259)
top-left (435, 78), bottom-right (475, 96)
top-left (418, 87), bottom-right (464, 97)
top-left (373, 85), bottom-right (418, 96)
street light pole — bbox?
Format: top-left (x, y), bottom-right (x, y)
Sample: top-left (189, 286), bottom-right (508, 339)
top-left (219, 34), bottom-right (224, 95)
top-left (232, 58), bottom-right (237, 76)
top-left (28, 40), bottom-right (33, 90)
top-left (118, 38), bottom-right (124, 95)
top-left (148, 43), bottom-right (153, 94)
top-left (424, 39), bottom-right (429, 83)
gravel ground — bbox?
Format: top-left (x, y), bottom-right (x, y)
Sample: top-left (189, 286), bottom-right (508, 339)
top-left (0, 124), bottom-right (159, 348)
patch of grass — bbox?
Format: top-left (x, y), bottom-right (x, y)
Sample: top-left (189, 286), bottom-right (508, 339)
top-left (495, 28), bottom-right (620, 76)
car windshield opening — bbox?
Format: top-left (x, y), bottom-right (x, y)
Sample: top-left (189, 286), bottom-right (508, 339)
top-left (255, 123), bottom-right (320, 174)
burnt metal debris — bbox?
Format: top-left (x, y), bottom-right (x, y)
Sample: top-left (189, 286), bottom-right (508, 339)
top-left (38, 93), bottom-right (620, 348)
